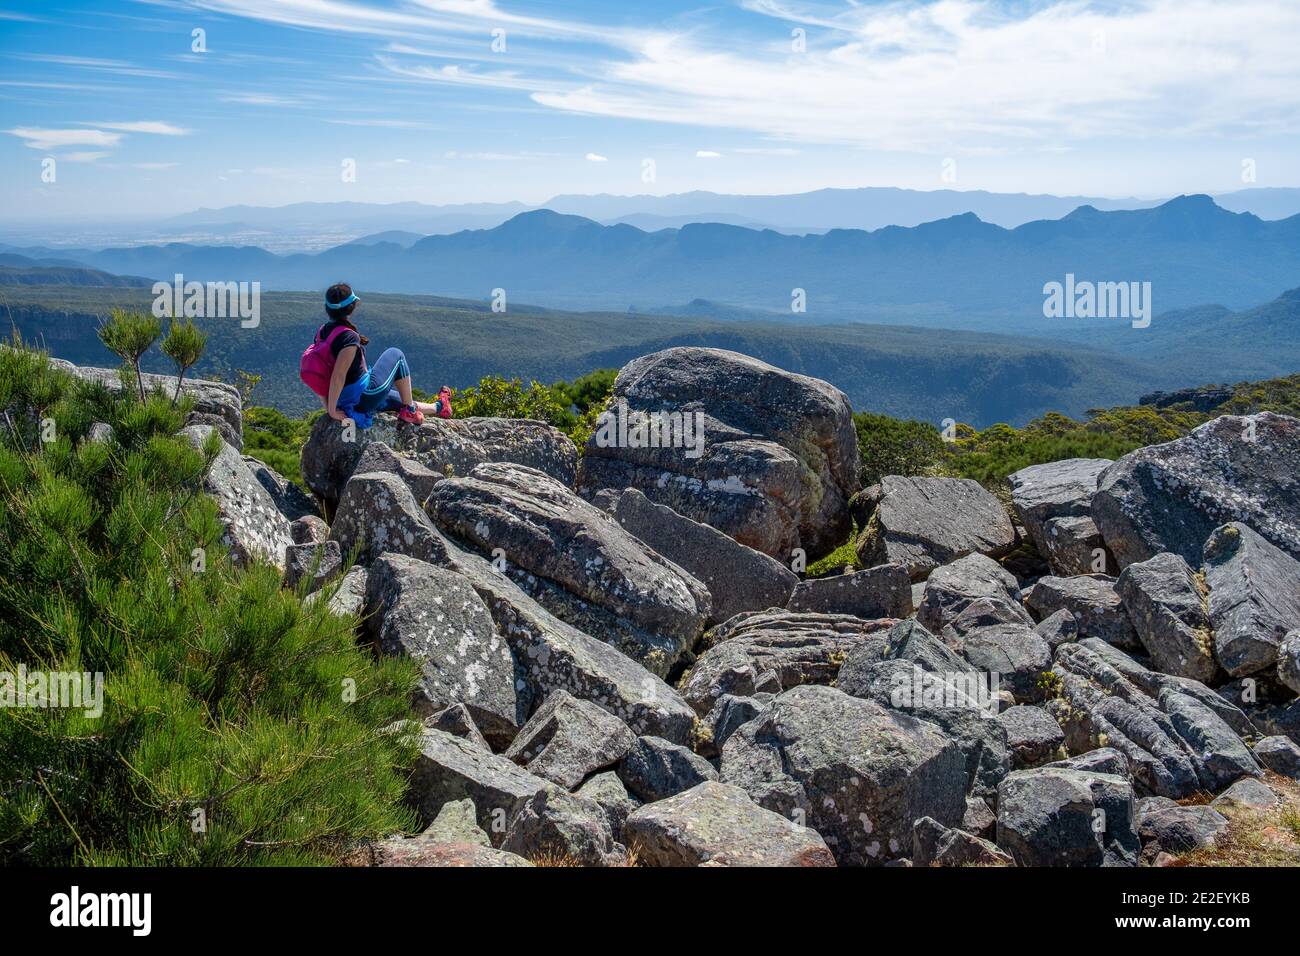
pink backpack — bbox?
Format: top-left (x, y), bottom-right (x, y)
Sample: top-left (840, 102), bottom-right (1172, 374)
top-left (299, 325), bottom-right (351, 397)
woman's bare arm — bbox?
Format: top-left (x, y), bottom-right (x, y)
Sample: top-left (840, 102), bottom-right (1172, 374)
top-left (327, 345), bottom-right (356, 421)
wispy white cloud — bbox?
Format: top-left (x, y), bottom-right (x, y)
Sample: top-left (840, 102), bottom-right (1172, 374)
top-left (585, 152), bottom-right (608, 162)
top-left (7, 127), bottom-right (124, 150)
top-left (17, 54), bottom-right (179, 80)
top-left (696, 150), bottom-right (721, 158)
top-left (91, 121), bottom-right (191, 136)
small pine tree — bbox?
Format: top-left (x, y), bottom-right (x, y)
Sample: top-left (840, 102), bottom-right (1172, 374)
top-left (0, 337), bottom-right (418, 866)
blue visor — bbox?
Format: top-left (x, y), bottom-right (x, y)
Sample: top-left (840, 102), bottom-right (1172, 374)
top-left (326, 292), bottom-right (358, 310)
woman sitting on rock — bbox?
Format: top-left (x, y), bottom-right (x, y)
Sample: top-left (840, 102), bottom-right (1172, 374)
top-left (300, 282), bottom-right (452, 428)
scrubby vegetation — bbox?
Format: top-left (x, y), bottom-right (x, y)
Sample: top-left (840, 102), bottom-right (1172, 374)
top-left (0, 327), bottom-right (418, 866)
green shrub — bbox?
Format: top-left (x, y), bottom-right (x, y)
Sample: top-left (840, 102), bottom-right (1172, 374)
top-left (0, 338), bottom-right (417, 866)
top-left (853, 412), bottom-right (945, 486)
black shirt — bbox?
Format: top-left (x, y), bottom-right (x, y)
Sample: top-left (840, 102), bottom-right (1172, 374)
top-left (319, 321), bottom-right (366, 385)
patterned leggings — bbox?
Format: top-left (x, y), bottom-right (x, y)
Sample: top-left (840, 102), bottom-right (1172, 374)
top-left (355, 347), bottom-right (410, 414)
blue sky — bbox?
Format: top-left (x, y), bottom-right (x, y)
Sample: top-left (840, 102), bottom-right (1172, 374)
top-left (3, 0), bottom-right (1299, 221)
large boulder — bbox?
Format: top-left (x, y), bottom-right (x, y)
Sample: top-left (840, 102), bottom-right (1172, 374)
top-left (576, 347), bottom-right (859, 561)
top-left (329, 471), bottom-right (457, 567)
top-left (720, 684), bottom-right (967, 866)
top-left (1050, 640), bottom-right (1258, 797)
top-left (1280, 631), bottom-right (1300, 695)
top-left (610, 488), bottom-right (798, 625)
top-left (996, 766), bottom-right (1139, 866)
top-left (1137, 798), bottom-right (1229, 862)
top-left (915, 553), bottom-right (1032, 637)
top-left (855, 476), bottom-right (1017, 581)
top-left (503, 690), bottom-right (636, 790)
top-left (1007, 458), bottom-right (1113, 576)
top-left (408, 729), bottom-right (553, 840)
top-left (1025, 574), bottom-right (1139, 651)
top-left (500, 789), bottom-right (628, 866)
top-left (1091, 412), bottom-right (1300, 569)
top-left (1116, 552), bottom-right (1216, 682)
top-left (912, 817), bottom-right (1014, 867)
top-left (301, 413), bottom-right (578, 510)
top-left (428, 462), bottom-right (711, 675)
top-left (180, 425), bottom-right (292, 569)
top-left (625, 782), bottom-right (836, 867)
top-left (365, 553), bottom-right (522, 748)
top-left (1203, 522), bottom-right (1300, 677)
top-left (243, 455), bottom-right (320, 522)
top-left (679, 610), bottom-right (894, 714)
top-left (786, 563), bottom-right (913, 619)
top-left (997, 705), bottom-right (1066, 768)
top-left (617, 736), bottom-right (718, 803)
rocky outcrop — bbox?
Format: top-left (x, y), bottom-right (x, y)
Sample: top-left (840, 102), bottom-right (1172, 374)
top-left (618, 736), bottom-right (718, 803)
top-left (679, 610), bottom-right (894, 714)
top-left (720, 684), bottom-right (967, 866)
top-left (1091, 412), bottom-right (1300, 568)
top-left (915, 553), bottom-right (1032, 637)
top-left (428, 462), bottom-right (710, 675)
top-left (500, 789), bottom-right (628, 866)
top-left (1025, 574), bottom-right (1139, 651)
top-left (366, 553), bottom-right (522, 747)
top-left (502, 690), bottom-right (636, 790)
top-left (996, 765), bottom-right (1139, 866)
top-left (1008, 458), bottom-right (1113, 576)
top-left (577, 347), bottom-right (860, 561)
top-left (301, 413), bottom-right (578, 510)
top-left (625, 782), bottom-right (836, 867)
top-left (610, 488), bottom-right (798, 625)
top-left (855, 476), bottom-right (1017, 580)
top-left (180, 424), bottom-right (292, 569)
top-left (786, 563), bottom-right (912, 619)
top-left (1203, 522), bottom-right (1300, 677)
top-left (1116, 552), bottom-right (1216, 682)
top-left (912, 817), bottom-right (1014, 867)
top-left (997, 705), bottom-right (1065, 768)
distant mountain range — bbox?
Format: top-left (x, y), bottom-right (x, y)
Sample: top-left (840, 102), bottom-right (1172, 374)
top-left (0, 254), bottom-right (152, 288)
top-left (6, 196), bottom-right (1299, 329)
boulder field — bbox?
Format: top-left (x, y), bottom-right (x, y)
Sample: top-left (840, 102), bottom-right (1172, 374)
top-left (68, 346), bottom-right (1299, 867)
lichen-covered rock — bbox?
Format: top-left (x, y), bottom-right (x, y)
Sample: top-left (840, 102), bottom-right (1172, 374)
top-left (424, 703), bottom-right (491, 751)
top-left (366, 553), bottom-right (521, 748)
top-left (786, 563), bottom-right (912, 619)
top-left (408, 729), bottom-right (553, 839)
top-left (698, 694), bottom-right (766, 758)
top-left (423, 797), bottom-right (490, 846)
top-left (720, 684), bottom-right (966, 866)
top-left (1253, 735), bottom-right (1300, 780)
top-left (679, 610), bottom-right (893, 714)
top-left (1008, 457), bottom-right (1114, 575)
top-left (503, 690), bottom-right (636, 790)
top-left (1035, 608), bottom-right (1079, 650)
top-left (996, 765), bottom-right (1139, 867)
top-left (353, 836), bottom-right (533, 867)
top-left (611, 488), bottom-right (797, 625)
top-left (180, 424), bottom-right (292, 569)
top-left (301, 412), bottom-right (577, 510)
top-left (618, 735), bottom-right (718, 803)
top-left (576, 347), bottom-right (860, 561)
top-left (428, 462), bottom-right (711, 674)
top-left (1050, 640), bottom-right (1256, 798)
top-left (1210, 777), bottom-right (1280, 814)
top-left (309, 564), bottom-right (367, 618)
top-left (500, 789), bottom-right (628, 866)
top-left (290, 514), bottom-right (329, 545)
top-left (243, 455), bottom-right (320, 521)
top-left (1116, 552), bottom-right (1216, 681)
top-left (997, 705), bottom-right (1065, 769)
top-left (1203, 522), bottom-right (1300, 677)
top-left (956, 620), bottom-right (1051, 704)
top-left (916, 553), bottom-right (1032, 636)
top-left (330, 471), bottom-right (457, 567)
top-left (912, 817), bottom-right (1013, 867)
top-left (1137, 800), bottom-right (1229, 863)
top-left (350, 440), bottom-right (441, 506)
top-left (1091, 412), bottom-right (1300, 569)
top-left (625, 782), bottom-right (836, 867)
top-left (1280, 631), bottom-right (1300, 695)
top-left (1025, 574), bottom-right (1139, 651)
top-left (575, 771), bottom-right (638, 841)
top-left (855, 476), bottom-right (1016, 581)
top-left (283, 539), bottom-right (342, 593)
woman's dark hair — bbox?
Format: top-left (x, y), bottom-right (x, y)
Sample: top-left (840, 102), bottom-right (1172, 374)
top-left (325, 282), bottom-right (368, 345)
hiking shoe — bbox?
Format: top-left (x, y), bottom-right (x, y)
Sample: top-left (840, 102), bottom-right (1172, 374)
top-left (397, 403), bottom-right (424, 425)
top-left (436, 386), bottom-right (453, 419)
